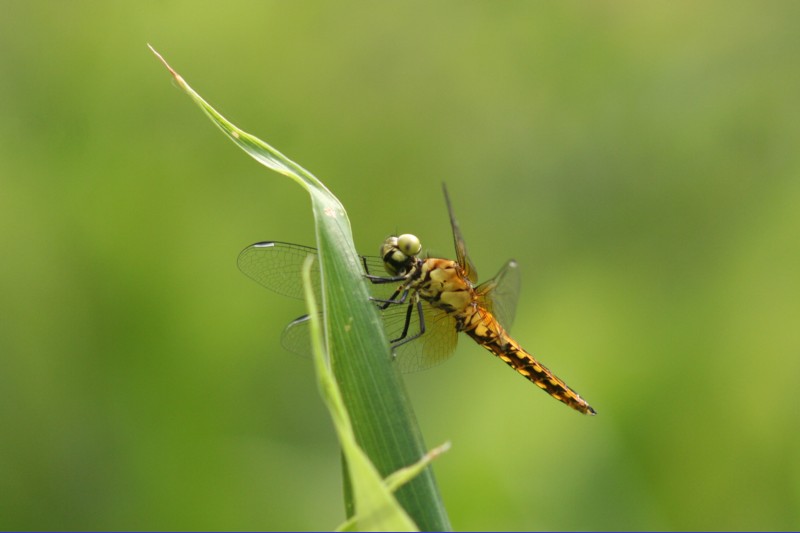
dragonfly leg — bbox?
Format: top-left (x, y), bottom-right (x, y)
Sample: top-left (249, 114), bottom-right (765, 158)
top-left (371, 288), bottom-right (409, 309)
top-left (366, 273), bottom-right (408, 284)
top-left (361, 255), bottom-right (375, 275)
top-left (389, 298), bottom-right (426, 351)
top-left (389, 301), bottom-right (415, 344)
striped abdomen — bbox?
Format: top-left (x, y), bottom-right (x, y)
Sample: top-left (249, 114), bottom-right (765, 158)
top-left (462, 307), bottom-right (596, 415)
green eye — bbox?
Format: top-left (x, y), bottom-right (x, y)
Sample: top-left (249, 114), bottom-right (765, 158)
top-left (397, 234), bottom-right (421, 256)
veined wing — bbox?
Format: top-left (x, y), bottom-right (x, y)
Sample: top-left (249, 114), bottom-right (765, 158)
top-left (475, 259), bottom-right (521, 333)
top-left (237, 241), bottom-right (399, 303)
top-left (442, 183), bottom-right (478, 284)
top-left (380, 299), bottom-right (459, 373)
top-left (440, 183), bottom-right (521, 332)
top-left (238, 242), bottom-right (323, 301)
top-left (280, 299), bottom-right (459, 373)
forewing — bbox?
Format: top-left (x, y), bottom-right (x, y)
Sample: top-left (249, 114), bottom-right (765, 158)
top-left (238, 241), bottom-right (322, 301)
top-left (475, 259), bottom-right (521, 332)
top-left (238, 241), bottom-right (397, 302)
top-left (442, 184), bottom-right (479, 284)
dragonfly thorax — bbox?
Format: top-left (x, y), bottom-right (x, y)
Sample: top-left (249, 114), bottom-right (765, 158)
top-left (380, 233), bottom-right (422, 276)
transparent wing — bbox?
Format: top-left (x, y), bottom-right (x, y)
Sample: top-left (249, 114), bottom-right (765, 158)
top-left (238, 241), bottom-right (397, 302)
top-left (382, 300), bottom-right (459, 373)
top-left (238, 242), bottom-right (323, 301)
top-left (475, 259), bottom-right (521, 333)
top-left (279, 300), bottom-right (459, 373)
top-left (279, 314), bottom-right (316, 357)
top-left (442, 183), bottom-right (479, 284)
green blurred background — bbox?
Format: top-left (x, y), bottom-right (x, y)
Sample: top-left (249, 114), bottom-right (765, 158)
top-left (2, 1), bottom-right (799, 530)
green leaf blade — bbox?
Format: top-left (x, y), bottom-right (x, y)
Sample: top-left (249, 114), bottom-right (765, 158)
top-left (151, 46), bottom-right (451, 531)
top-left (301, 254), bottom-right (418, 532)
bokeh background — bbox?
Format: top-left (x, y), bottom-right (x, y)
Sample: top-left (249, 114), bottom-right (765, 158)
top-left (2, 2), bottom-right (799, 530)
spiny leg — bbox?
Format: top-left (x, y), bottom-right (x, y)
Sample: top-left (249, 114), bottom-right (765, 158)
top-left (370, 287), bottom-right (410, 309)
top-left (390, 298), bottom-right (426, 349)
top-left (366, 273), bottom-right (409, 283)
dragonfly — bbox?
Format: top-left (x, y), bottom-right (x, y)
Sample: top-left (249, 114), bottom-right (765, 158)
top-left (238, 185), bottom-right (596, 415)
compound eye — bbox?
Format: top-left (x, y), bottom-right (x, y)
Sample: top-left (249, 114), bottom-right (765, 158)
top-left (396, 234), bottom-right (421, 257)
top-left (390, 250), bottom-right (407, 265)
top-left (379, 236), bottom-right (399, 257)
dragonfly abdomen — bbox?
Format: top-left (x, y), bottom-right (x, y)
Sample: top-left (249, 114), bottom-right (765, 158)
top-left (463, 308), bottom-right (596, 415)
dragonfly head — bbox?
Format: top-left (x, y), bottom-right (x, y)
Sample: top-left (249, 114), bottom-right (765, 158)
top-left (380, 233), bottom-right (422, 276)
